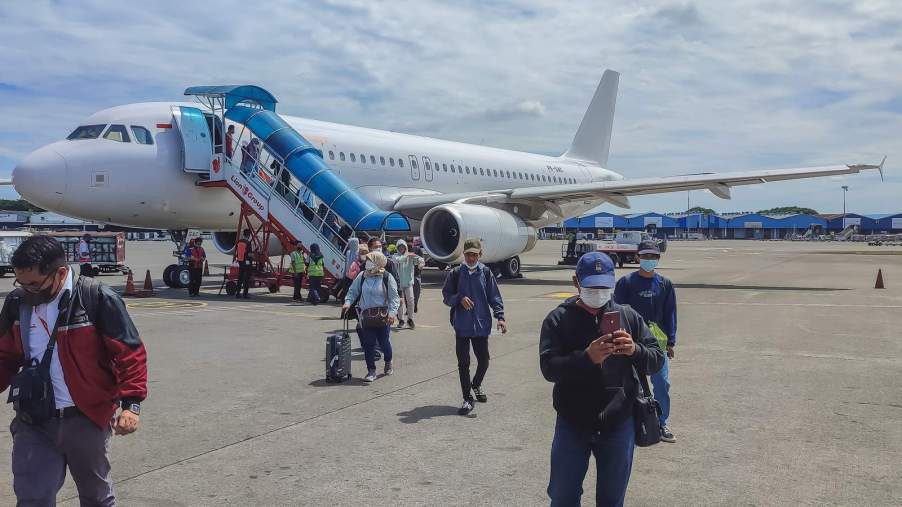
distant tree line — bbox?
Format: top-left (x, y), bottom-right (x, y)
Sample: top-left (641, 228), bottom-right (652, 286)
top-left (688, 205), bottom-right (819, 216)
top-left (0, 199), bottom-right (44, 212)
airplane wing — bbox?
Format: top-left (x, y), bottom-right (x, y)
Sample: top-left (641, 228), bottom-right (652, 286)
top-left (0, 179), bottom-right (12, 185)
top-left (393, 159), bottom-right (886, 219)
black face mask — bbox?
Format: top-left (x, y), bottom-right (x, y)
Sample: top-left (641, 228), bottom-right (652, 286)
top-left (21, 271), bottom-right (59, 306)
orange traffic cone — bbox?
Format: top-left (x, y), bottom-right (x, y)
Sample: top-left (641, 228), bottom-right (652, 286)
top-left (122, 270), bottom-right (137, 297)
top-left (142, 269), bottom-right (154, 295)
top-left (875, 269), bottom-right (885, 289)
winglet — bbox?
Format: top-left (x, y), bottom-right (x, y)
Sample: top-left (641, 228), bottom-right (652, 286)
top-left (848, 156), bottom-right (887, 181)
top-left (878, 155), bottom-right (886, 181)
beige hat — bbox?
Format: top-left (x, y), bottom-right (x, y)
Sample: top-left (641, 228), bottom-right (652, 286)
top-left (463, 238), bottom-right (482, 254)
top-left (364, 251), bottom-right (387, 276)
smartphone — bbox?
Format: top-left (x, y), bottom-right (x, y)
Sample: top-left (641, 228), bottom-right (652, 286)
top-left (600, 311), bottom-right (620, 339)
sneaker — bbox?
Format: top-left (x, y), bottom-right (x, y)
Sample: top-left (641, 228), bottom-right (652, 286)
top-left (384, 362), bottom-right (394, 376)
top-left (407, 319), bottom-right (415, 329)
top-left (396, 320), bottom-right (405, 329)
top-left (364, 370), bottom-right (377, 382)
top-left (458, 399), bottom-right (474, 415)
top-left (660, 425), bottom-right (675, 443)
top-left (473, 386), bottom-right (487, 403)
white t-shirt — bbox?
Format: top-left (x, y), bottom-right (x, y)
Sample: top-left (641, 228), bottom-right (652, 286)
top-left (78, 239), bottom-right (90, 261)
top-left (27, 268), bottom-right (75, 409)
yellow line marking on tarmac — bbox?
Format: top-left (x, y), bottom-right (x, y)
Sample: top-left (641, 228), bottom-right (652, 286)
top-left (544, 291), bottom-right (576, 299)
top-left (126, 300), bottom-right (208, 310)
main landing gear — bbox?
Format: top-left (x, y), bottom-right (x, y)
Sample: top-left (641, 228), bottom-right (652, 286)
top-left (489, 256), bottom-right (522, 279)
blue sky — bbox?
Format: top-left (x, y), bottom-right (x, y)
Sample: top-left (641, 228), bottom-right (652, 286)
top-left (0, 0), bottom-right (899, 214)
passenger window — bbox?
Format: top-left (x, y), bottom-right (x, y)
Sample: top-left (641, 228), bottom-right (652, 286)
top-left (350, 153), bottom-right (356, 162)
top-left (443, 164), bottom-right (448, 172)
top-left (103, 124), bottom-right (130, 143)
top-left (360, 154), bottom-right (365, 163)
top-left (380, 156), bottom-right (385, 165)
top-left (479, 168), bottom-right (484, 176)
top-left (340, 152), bottom-right (345, 161)
top-left (399, 159), bottom-right (404, 168)
top-left (67, 124), bottom-right (107, 140)
top-left (493, 169), bottom-right (498, 177)
top-left (451, 165), bottom-right (456, 173)
top-left (130, 126), bottom-right (153, 145)
top-left (465, 166), bottom-right (470, 174)
top-left (390, 158), bottom-right (395, 167)
top-left (370, 155), bottom-right (376, 164)
top-left (412, 159), bottom-right (417, 169)
top-left (329, 151), bottom-right (335, 160)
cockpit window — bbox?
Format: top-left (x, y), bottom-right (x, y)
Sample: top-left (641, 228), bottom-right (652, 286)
top-left (131, 126), bottom-right (153, 145)
top-left (103, 124), bottom-right (131, 143)
top-left (67, 124), bottom-right (107, 140)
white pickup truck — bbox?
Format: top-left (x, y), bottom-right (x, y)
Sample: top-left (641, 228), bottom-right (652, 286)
top-left (560, 231), bottom-right (667, 266)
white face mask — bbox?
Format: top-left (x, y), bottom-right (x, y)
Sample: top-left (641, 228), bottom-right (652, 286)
top-left (365, 260), bottom-right (375, 270)
top-left (579, 287), bottom-right (612, 309)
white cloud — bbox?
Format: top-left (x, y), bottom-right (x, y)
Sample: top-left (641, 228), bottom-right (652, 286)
top-left (0, 0), bottom-right (899, 212)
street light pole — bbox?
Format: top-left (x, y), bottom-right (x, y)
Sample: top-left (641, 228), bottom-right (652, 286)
top-left (841, 185), bottom-right (849, 223)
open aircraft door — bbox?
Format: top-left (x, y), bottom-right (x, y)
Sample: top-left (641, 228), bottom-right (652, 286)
top-left (171, 106), bottom-right (213, 173)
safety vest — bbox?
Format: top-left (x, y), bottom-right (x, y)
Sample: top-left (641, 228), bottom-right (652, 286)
top-left (307, 257), bottom-right (324, 277)
top-left (235, 240), bottom-right (250, 262)
top-left (288, 251), bottom-right (306, 274)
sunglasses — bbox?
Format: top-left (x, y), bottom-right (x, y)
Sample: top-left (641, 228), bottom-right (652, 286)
top-left (13, 267), bottom-right (63, 292)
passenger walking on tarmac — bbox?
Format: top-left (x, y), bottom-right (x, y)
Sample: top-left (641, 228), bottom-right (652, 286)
top-left (78, 233), bottom-right (92, 277)
top-left (540, 251), bottom-right (664, 507)
top-left (288, 241), bottom-right (306, 302)
top-left (235, 229), bottom-right (253, 299)
top-left (306, 243), bottom-right (325, 305)
top-left (342, 251), bottom-right (400, 382)
top-left (187, 237), bottom-right (206, 297)
top-left (393, 239), bottom-right (425, 329)
top-left (441, 238), bottom-right (507, 416)
top-left (331, 237), bottom-right (360, 302)
top-left (614, 239), bottom-right (677, 443)
top-left (0, 235), bottom-right (148, 506)
top-left (225, 124), bottom-right (235, 159)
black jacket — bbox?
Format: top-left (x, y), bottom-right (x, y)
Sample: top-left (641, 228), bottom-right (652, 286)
top-left (539, 298), bottom-right (664, 432)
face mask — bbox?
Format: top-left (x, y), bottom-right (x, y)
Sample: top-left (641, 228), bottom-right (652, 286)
top-left (21, 271), bottom-right (58, 306)
top-left (465, 259), bottom-right (479, 270)
top-left (365, 260), bottom-right (375, 270)
top-left (639, 259), bottom-right (659, 272)
top-left (359, 255), bottom-right (367, 261)
top-left (579, 287), bottom-right (612, 309)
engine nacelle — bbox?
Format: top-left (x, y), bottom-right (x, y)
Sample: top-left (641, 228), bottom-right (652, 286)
top-left (211, 231), bottom-right (288, 257)
top-left (421, 204), bottom-right (537, 264)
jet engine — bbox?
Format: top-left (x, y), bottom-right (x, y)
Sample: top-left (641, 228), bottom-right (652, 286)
top-left (212, 231), bottom-right (289, 257)
top-left (420, 204), bottom-right (537, 265)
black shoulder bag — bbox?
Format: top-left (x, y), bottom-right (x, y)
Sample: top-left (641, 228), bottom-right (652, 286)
top-left (633, 366), bottom-right (662, 447)
top-left (7, 286), bottom-right (74, 425)
top-left (346, 273), bottom-right (390, 327)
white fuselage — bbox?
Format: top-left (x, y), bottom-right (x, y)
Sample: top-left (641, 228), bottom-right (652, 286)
top-left (13, 102), bottom-right (621, 232)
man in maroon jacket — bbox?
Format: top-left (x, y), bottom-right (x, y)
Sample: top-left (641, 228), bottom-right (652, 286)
top-left (0, 235), bottom-right (148, 506)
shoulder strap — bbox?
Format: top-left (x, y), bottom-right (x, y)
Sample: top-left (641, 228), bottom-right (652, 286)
top-left (39, 278), bottom-right (79, 370)
top-left (382, 272), bottom-right (390, 305)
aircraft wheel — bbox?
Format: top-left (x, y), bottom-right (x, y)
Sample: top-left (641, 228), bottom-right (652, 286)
top-left (268, 283), bottom-right (280, 294)
top-left (500, 256), bottom-right (521, 279)
top-left (225, 281), bottom-right (237, 296)
top-left (175, 267), bottom-right (190, 288)
top-left (163, 265), bottom-right (178, 287)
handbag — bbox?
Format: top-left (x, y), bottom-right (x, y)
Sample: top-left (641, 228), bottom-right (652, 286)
top-left (633, 366), bottom-right (662, 447)
top-left (349, 273), bottom-right (391, 328)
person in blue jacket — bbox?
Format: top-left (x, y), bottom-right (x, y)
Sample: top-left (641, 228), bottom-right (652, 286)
top-left (441, 238), bottom-right (507, 416)
top-left (613, 239), bottom-right (677, 443)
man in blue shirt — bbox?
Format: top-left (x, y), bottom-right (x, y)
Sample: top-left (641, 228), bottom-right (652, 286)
top-left (442, 238), bottom-right (507, 416)
top-left (613, 240), bottom-right (677, 443)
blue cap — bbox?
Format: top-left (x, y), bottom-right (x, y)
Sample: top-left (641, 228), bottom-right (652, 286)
top-left (576, 252), bottom-right (615, 288)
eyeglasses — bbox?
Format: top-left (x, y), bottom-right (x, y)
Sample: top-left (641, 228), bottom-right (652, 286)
top-left (14, 271), bottom-right (54, 293)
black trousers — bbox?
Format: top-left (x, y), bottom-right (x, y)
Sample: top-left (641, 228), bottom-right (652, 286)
top-left (292, 273), bottom-right (304, 300)
top-left (456, 336), bottom-right (490, 401)
top-left (188, 267), bottom-right (203, 295)
top-left (236, 261), bottom-right (251, 297)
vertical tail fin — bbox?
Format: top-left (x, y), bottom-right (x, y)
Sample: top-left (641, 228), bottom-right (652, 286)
top-left (562, 69), bottom-right (619, 167)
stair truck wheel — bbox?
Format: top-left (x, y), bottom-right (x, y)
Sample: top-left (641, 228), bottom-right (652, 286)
top-left (162, 264), bottom-right (177, 287)
top-left (500, 256), bottom-right (521, 278)
top-left (268, 283), bottom-right (279, 294)
top-left (225, 281), bottom-right (238, 296)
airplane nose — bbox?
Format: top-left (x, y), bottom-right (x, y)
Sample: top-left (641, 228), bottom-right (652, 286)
top-left (13, 145), bottom-right (67, 209)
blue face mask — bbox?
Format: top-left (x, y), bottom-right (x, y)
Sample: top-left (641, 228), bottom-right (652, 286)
top-left (639, 259), bottom-right (658, 272)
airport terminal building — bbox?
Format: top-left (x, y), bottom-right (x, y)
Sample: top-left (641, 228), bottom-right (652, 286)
top-left (548, 211), bottom-right (902, 239)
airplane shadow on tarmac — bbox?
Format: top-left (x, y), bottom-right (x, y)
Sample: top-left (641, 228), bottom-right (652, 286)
top-left (397, 405), bottom-right (474, 423)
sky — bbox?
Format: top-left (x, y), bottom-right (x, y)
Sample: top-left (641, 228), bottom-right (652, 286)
top-left (0, 0), bottom-right (900, 215)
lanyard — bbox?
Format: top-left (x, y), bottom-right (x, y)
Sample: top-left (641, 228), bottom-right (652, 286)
top-left (34, 306), bottom-right (52, 337)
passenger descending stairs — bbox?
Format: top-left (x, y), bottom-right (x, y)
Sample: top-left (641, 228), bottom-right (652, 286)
top-left (185, 85), bottom-right (410, 279)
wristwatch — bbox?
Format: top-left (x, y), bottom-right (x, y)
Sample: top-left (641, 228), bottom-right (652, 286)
top-left (123, 402), bottom-right (141, 415)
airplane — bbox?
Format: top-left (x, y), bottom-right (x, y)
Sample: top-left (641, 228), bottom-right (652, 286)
top-left (8, 70), bottom-right (885, 286)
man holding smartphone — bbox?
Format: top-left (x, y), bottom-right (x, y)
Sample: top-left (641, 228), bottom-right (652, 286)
top-left (614, 240), bottom-right (677, 443)
top-left (540, 252), bottom-right (664, 506)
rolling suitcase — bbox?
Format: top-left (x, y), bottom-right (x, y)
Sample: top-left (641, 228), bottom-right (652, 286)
top-left (326, 319), bottom-right (353, 382)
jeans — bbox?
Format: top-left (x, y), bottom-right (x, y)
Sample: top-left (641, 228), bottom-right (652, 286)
top-left (651, 356), bottom-right (670, 426)
top-left (455, 336), bottom-right (489, 401)
top-left (307, 276), bottom-right (323, 304)
top-left (547, 415), bottom-right (635, 507)
top-left (292, 273), bottom-right (304, 300)
top-left (11, 414), bottom-right (115, 507)
top-left (358, 324), bottom-right (392, 371)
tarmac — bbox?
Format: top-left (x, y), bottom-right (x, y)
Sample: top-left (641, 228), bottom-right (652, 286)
top-left (0, 239), bottom-right (900, 506)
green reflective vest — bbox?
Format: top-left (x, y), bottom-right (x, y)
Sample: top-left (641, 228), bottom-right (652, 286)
top-left (288, 251), bottom-right (306, 274)
top-left (308, 257), bottom-right (325, 277)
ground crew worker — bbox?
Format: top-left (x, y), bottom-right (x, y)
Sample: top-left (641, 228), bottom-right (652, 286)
top-left (0, 235), bottom-right (148, 506)
top-left (306, 243), bottom-right (325, 305)
top-left (393, 239), bottom-right (424, 329)
top-left (441, 238), bottom-right (507, 416)
top-left (235, 229), bottom-right (253, 299)
top-left (78, 233), bottom-right (92, 277)
top-left (288, 241), bottom-right (306, 302)
top-left (187, 237), bottom-right (206, 297)
top-left (614, 239), bottom-right (677, 443)
top-left (540, 251), bottom-right (664, 506)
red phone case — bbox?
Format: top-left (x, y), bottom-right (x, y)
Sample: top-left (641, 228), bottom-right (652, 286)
top-left (600, 311), bottom-right (620, 337)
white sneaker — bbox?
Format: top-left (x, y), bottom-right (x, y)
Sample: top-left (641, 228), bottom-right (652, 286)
top-left (364, 370), bottom-right (377, 382)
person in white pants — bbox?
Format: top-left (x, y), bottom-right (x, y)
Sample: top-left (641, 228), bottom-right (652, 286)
top-left (392, 239), bottom-right (424, 329)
